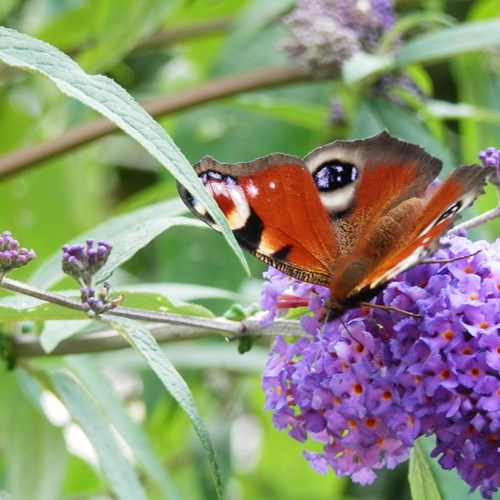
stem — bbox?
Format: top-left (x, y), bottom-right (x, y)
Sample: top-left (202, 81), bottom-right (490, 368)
top-left (1, 278), bottom-right (84, 311)
top-left (0, 65), bottom-right (307, 178)
top-left (0, 277), bottom-right (242, 333)
top-left (452, 205), bottom-right (500, 233)
top-left (132, 18), bottom-right (234, 54)
top-left (12, 318), bottom-right (304, 358)
top-left (0, 276), bottom-right (306, 358)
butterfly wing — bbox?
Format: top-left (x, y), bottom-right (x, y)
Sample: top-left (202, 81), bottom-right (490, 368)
top-left (177, 132), bottom-right (491, 321)
top-left (344, 164), bottom-right (492, 299)
top-left (177, 154), bottom-right (338, 286)
top-left (304, 132), bottom-right (490, 316)
top-left (303, 131), bottom-right (442, 215)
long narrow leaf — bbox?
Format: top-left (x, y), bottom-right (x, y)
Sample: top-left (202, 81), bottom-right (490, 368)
top-left (0, 27), bottom-right (248, 274)
top-left (29, 199), bottom-right (202, 289)
top-left (0, 371), bottom-right (68, 500)
top-left (52, 372), bottom-right (147, 500)
top-left (396, 19), bottom-right (500, 66)
top-left (105, 315), bottom-right (222, 499)
top-left (68, 356), bottom-right (180, 499)
top-left (409, 441), bottom-right (442, 500)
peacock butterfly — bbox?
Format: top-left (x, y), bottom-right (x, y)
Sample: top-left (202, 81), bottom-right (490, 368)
top-left (177, 131), bottom-right (492, 321)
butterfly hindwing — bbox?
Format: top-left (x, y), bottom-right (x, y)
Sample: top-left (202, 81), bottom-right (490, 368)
top-left (347, 164), bottom-right (492, 297)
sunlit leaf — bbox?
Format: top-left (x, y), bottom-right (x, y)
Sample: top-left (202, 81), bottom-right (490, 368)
top-left (68, 356), bottom-right (180, 499)
top-left (106, 315), bottom-right (222, 499)
top-left (409, 441), bottom-right (442, 500)
top-left (52, 372), bottom-right (147, 500)
top-left (396, 19), bottom-right (500, 66)
top-left (0, 27), bottom-right (248, 275)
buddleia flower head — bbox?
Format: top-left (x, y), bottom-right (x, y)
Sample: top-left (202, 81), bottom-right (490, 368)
top-left (261, 234), bottom-right (500, 498)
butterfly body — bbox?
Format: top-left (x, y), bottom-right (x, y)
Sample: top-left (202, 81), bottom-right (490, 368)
top-left (177, 132), bottom-right (491, 320)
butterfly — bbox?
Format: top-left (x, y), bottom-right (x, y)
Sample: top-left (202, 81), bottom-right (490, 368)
top-left (177, 131), bottom-right (492, 321)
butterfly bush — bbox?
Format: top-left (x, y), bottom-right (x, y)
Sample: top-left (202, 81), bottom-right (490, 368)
top-left (281, 0), bottom-right (395, 77)
top-left (261, 234), bottom-right (500, 498)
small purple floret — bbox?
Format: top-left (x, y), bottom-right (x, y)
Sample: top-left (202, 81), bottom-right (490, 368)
top-left (61, 239), bottom-right (113, 287)
top-left (0, 230), bottom-right (36, 275)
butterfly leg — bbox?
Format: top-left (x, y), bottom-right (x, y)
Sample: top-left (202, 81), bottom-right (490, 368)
top-left (420, 250), bottom-right (481, 265)
top-left (359, 301), bottom-right (422, 318)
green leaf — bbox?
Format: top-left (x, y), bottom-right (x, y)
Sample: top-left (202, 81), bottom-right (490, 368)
top-left (114, 290), bottom-right (215, 317)
top-left (409, 441), bottom-right (442, 500)
top-left (0, 286), bottom-right (215, 326)
top-left (232, 96), bottom-right (328, 131)
top-left (52, 371), bottom-right (147, 500)
top-left (0, 27), bottom-right (248, 275)
top-left (426, 99), bottom-right (500, 124)
top-left (40, 319), bottom-right (92, 353)
top-left (351, 98), bottom-right (456, 170)
top-left (212, 0), bottom-right (291, 75)
top-left (0, 371), bottom-right (68, 500)
top-left (342, 52), bottom-right (393, 85)
top-left (453, 53), bottom-right (500, 161)
top-left (396, 19), bottom-right (500, 66)
top-left (379, 11), bottom-right (456, 52)
top-left (67, 356), bottom-right (180, 499)
top-left (105, 315), bottom-right (222, 499)
top-left (75, 0), bottom-right (180, 72)
top-left (0, 295), bottom-right (87, 322)
top-left (29, 199), bottom-right (201, 289)
top-left (122, 283), bottom-right (240, 303)
top-left (418, 436), bottom-right (485, 500)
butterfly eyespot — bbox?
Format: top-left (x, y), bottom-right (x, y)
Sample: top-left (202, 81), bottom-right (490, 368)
top-left (193, 169), bottom-right (252, 231)
top-left (184, 191), bottom-right (209, 218)
top-left (312, 160), bottom-right (358, 192)
top-left (435, 201), bottom-right (462, 225)
top-left (200, 170), bottom-right (237, 186)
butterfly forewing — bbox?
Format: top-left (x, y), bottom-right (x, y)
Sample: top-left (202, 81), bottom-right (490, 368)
top-left (177, 154), bottom-right (338, 286)
top-left (303, 131), bottom-right (442, 220)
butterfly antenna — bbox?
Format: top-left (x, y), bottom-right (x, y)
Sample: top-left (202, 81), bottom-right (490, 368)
top-left (359, 301), bottom-right (422, 319)
top-left (338, 316), bottom-right (366, 350)
top-left (338, 316), bottom-right (350, 335)
top-left (421, 249), bottom-right (481, 265)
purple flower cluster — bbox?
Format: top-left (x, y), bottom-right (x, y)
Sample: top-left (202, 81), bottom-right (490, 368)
top-left (62, 239), bottom-right (120, 316)
top-left (479, 147), bottom-right (500, 188)
top-left (62, 239), bottom-right (113, 287)
top-left (0, 231), bottom-right (36, 277)
top-left (261, 235), bottom-right (500, 498)
top-left (371, 72), bottom-right (426, 106)
top-left (479, 148), bottom-right (500, 169)
top-left (281, 0), bottom-right (395, 77)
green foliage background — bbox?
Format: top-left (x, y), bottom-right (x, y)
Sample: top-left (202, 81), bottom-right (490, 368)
top-left (0, 0), bottom-right (499, 499)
